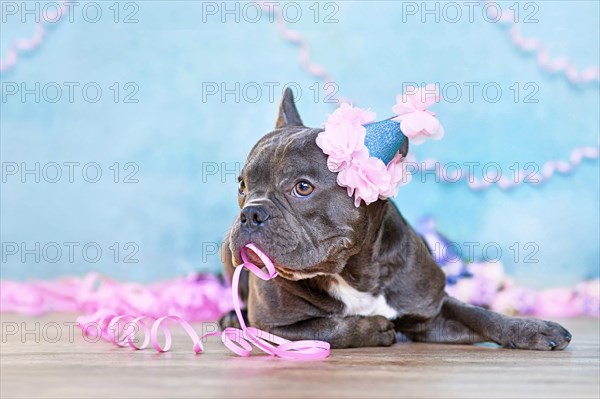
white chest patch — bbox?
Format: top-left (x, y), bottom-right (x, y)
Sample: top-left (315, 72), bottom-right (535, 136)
top-left (328, 275), bottom-right (398, 319)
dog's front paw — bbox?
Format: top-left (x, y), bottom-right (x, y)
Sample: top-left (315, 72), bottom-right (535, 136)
top-left (351, 315), bottom-right (396, 348)
top-left (501, 319), bottom-right (572, 351)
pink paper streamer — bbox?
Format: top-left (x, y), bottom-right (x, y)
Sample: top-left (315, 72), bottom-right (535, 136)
top-left (76, 244), bottom-right (331, 359)
top-left (0, 272), bottom-right (233, 321)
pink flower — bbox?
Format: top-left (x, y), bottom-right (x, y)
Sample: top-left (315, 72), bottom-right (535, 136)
top-left (392, 84), bottom-right (444, 145)
top-left (326, 102), bottom-right (376, 127)
top-left (379, 152), bottom-right (412, 199)
top-left (316, 121), bottom-right (368, 172)
top-left (337, 155), bottom-right (391, 206)
top-left (316, 104), bottom-right (376, 172)
top-left (316, 97), bottom-right (443, 207)
top-left (315, 101), bottom-right (419, 206)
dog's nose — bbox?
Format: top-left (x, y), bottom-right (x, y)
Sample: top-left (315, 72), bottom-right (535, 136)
top-left (240, 205), bottom-right (270, 231)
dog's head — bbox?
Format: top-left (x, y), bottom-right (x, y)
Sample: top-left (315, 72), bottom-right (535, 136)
top-left (228, 89), bottom-right (399, 279)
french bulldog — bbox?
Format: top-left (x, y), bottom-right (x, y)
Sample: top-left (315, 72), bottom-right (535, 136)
top-left (219, 88), bottom-right (572, 350)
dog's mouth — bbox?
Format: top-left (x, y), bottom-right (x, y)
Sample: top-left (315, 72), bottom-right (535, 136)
top-left (242, 246), bottom-right (267, 266)
top-left (244, 246), bottom-right (285, 271)
top-left (242, 245), bottom-right (323, 281)
top-left (236, 236), bottom-right (332, 281)
top-left (242, 244), bottom-right (285, 269)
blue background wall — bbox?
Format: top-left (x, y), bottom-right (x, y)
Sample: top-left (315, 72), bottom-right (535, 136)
top-left (1, 1), bottom-right (598, 288)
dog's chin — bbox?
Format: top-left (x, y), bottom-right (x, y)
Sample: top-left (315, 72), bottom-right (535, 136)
top-left (249, 250), bottom-right (331, 282)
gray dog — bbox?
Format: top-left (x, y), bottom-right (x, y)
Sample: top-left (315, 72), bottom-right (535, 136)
top-left (220, 89), bottom-right (572, 350)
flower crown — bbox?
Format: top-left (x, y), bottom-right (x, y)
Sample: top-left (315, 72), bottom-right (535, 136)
top-left (315, 84), bottom-right (445, 207)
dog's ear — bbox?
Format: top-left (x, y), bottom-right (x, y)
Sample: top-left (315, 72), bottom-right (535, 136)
top-left (275, 87), bottom-right (304, 129)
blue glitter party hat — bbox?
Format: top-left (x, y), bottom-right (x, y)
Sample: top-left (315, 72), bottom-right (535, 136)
top-left (363, 118), bottom-right (408, 165)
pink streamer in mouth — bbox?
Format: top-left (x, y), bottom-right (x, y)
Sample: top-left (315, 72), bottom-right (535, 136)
top-left (76, 244), bottom-right (331, 360)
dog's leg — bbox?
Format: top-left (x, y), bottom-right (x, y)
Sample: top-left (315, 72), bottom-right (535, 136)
top-left (262, 315), bottom-right (396, 349)
top-left (397, 296), bottom-right (572, 350)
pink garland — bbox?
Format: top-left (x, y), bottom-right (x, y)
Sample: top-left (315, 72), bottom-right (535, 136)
top-left (2, 1), bottom-right (597, 190)
top-left (0, 1), bottom-right (68, 73)
top-left (417, 216), bottom-right (600, 318)
top-left (405, 143), bottom-right (600, 190)
top-left (257, 1), bottom-right (348, 104)
top-left (265, 3), bottom-right (599, 191)
top-left (3, 2), bottom-right (597, 85)
top-left (485, 0), bottom-right (600, 85)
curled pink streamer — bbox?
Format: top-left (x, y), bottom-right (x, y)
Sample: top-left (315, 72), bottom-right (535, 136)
top-left (219, 246), bottom-right (330, 359)
top-left (77, 244), bottom-right (331, 360)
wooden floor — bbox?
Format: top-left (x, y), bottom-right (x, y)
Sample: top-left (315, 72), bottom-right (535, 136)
top-left (1, 314), bottom-right (598, 399)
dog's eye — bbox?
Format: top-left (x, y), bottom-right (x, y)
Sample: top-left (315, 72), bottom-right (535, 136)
top-left (292, 181), bottom-right (314, 197)
top-left (238, 179), bottom-right (246, 196)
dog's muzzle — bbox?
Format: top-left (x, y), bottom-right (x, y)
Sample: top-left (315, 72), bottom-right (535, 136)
top-left (240, 205), bottom-right (270, 232)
